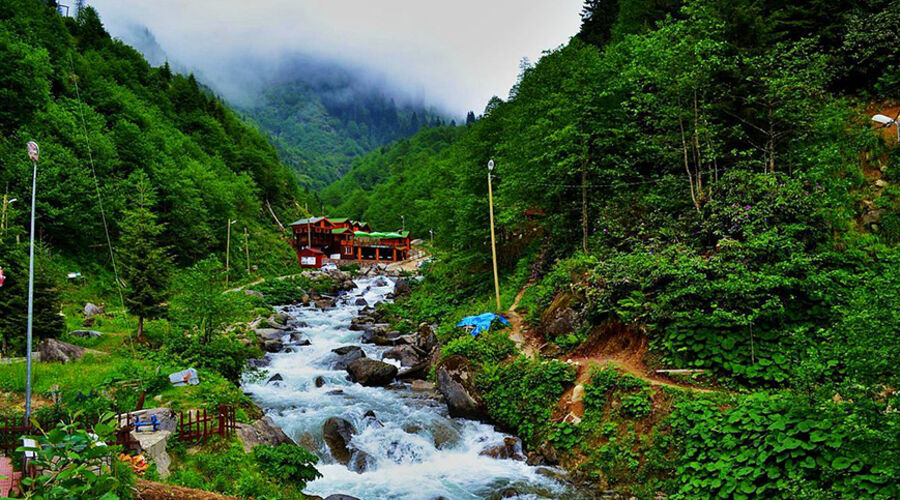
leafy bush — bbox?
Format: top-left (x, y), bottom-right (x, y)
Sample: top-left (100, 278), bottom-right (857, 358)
top-left (478, 357), bottom-right (575, 446)
top-left (19, 418), bottom-right (135, 500)
top-left (621, 390), bottom-right (652, 418)
top-left (441, 329), bottom-right (516, 366)
top-left (252, 443), bottom-right (322, 488)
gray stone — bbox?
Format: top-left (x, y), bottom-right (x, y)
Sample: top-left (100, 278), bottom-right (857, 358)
top-left (314, 376), bottom-right (326, 388)
top-left (436, 355), bottom-right (486, 420)
top-left (131, 430), bottom-right (172, 477)
top-left (394, 278), bottom-right (411, 296)
top-left (37, 338), bottom-right (87, 364)
top-left (244, 289), bottom-right (264, 299)
top-left (354, 298), bottom-right (368, 306)
top-left (70, 330), bottom-right (102, 338)
top-left (236, 416), bottom-right (293, 453)
top-left (84, 302), bottom-right (104, 318)
top-left (323, 417), bottom-right (356, 465)
top-left (267, 373), bottom-right (283, 384)
top-left (480, 437), bottom-right (526, 461)
top-left (331, 346), bottom-right (366, 370)
top-left (383, 345), bottom-right (422, 367)
top-left (346, 358), bottom-right (398, 387)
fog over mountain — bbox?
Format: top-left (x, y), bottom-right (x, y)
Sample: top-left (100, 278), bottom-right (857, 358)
top-left (85, 0), bottom-right (584, 116)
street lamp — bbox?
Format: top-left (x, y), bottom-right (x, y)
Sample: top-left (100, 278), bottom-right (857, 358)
top-left (225, 219), bottom-right (237, 285)
top-left (487, 159), bottom-right (501, 310)
top-left (24, 141), bottom-right (39, 424)
top-left (872, 114), bottom-right (900, 141)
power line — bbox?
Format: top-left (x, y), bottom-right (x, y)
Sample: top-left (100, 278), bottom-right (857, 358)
top-left (67, 54), bottom-right (126, 316)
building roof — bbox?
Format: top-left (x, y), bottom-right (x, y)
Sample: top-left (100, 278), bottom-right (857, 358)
top-left (298, 247), bottom-right (326, 255)
top-left (289, 216), bottom-right (325, 226)
top-left (354, 231), bottom-right (410, 239)
top-left (332, 227), bottom-right (350, 234)
top-left (329, 217), bottom-right (349, 223)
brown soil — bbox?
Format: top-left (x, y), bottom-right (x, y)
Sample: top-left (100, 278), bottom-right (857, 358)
top-left (135, 479), bottom-right (240, 500)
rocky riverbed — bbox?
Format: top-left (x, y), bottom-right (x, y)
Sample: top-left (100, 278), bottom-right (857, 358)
top-left (241, 274), bottom-right (572, 500)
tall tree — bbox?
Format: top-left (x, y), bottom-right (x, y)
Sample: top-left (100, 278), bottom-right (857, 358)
top-left (119, 171), bottom-right (170, 341)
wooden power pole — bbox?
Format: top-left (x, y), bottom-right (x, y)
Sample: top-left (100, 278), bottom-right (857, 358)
top-left (488, 160), bottom-right (501, 310)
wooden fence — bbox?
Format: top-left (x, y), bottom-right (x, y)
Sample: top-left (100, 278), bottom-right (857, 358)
top-left (176, 405), bottom-right (237, 444)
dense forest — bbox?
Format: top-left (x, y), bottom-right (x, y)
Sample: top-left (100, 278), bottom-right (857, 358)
top-left (326, 0), bottom-right (900, 497)
top-left (241, 68), bottom-right (448, 188)
top-left (0, 0), bottom-right (303, 354)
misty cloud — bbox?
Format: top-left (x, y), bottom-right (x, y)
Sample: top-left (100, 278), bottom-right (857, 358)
top-left (85, 0), bottom-right (583, 115)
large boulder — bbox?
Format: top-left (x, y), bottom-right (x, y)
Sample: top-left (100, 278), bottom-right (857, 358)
top-left (84, 302), bottom-right (105, 318)
top-left (541, 293), bottom-right (581, 337)
top-left (383, 345), bottom-right (423, 367)
top-left (70, 330), bottom-right (102, 338)
top-left (37, 339), bottom-right (87, 364)
top-left (236, 416), bottom-right (294, 453)
top-left (323, 417), bottom-right (356, 464)
top-left (394, 278), bottom-right (411, 296)
top-left (331, 346), bottom-right (366, 370)
top-left (131, 430), bottom-right (172, 477)
top-left (436, 355), bottom-right (486, 420)
top-left (346, 358), bottom-right (398, 387)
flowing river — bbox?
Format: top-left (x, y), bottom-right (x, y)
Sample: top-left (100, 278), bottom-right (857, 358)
top-left (242, 276), bottom-right (570, 500)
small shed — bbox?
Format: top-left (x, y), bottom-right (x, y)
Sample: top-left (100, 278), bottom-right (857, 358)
top-left (298, 247), bottom-right (326, 268)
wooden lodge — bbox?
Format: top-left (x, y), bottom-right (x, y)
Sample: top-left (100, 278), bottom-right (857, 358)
top-left (290, 216), bottom-right (410, 267)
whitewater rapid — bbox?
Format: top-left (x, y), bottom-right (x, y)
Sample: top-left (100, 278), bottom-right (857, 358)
top-left (242, 276), bottom-right (569, 500)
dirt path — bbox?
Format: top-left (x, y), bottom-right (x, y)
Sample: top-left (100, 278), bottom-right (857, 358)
top-left (135, 479), bottom-right (239, 500)
top-left (505, 284), bottom-right (713, 394)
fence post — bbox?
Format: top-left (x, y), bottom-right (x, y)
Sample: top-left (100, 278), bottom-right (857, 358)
top-left (217, 405), bottom-right (225, 438)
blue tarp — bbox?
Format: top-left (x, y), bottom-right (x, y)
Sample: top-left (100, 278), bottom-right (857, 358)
top-left (456, 313), bottom-right (510, 337)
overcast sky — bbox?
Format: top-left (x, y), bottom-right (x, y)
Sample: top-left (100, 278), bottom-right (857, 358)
top-left (86, 0), bottom-right (584, 115)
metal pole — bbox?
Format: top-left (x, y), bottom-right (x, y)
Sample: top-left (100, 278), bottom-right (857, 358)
top-left (244, 227), bottom-right (250, 274)
top-left (487, 160), bottom-right (501, 310)
top-left (25, 156), bottom-right (38, 423)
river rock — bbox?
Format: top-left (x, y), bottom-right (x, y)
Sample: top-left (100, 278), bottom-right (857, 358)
top-left (541, 293), bottom-right (581, 337)
top-left (348, 449), bottom-right (375, 473)
top-left (394, 278), bottom-right (411, 296)
top-left (431, 421), bottom-right (462, 449)
top-left (262, 339), bottom-right (284, 353)
top-left (315, 376), bottom-right (326, 388)
top-left (416, 323), bottom-right (438, 352)
top-left (346, 358), bottom-right (398, 387)
top-left (374, 277), bottom-right (388, 287)
top-left (323, 417), bottom-right (356, 464)
top-left (383, 345), bottom-right (422, 367)
top-left (70, 329), bottom-right (102, 338)
top-left (267, 373), bottom-right (283, 384)
top-left (236, 416), bottom-right (293, 453)
top-left (436, 355), bottom-right (486, 420)
top-left (479, 437), bottom-right (526, 461)
top-left (324, 496), bottom-right (362, 500)
top-left (354, 298), bottom-right (368, 306)
top-left (539, 441), bottom-right (559, 465)
top-left (331, 346), bottom-right (366, 370)
top-left (255, 328), bottom-right (284, 340)
top-left (316, 297), bottom-right (336, 309)
top-left (37, 338), bottom-right (87, 364)
top-left (247, 357), bottom-right (269, 368)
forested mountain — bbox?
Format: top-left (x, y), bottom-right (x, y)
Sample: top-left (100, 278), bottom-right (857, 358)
top-left (0, 0), bottom-right (302, 352)
top-left (326, 0), bottom-right (900, 496)
top-left (239, 64), bottom-right (449, 188)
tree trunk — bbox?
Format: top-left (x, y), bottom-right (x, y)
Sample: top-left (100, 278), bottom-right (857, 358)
top-left (581, 158), bottom-right (589, 253)
top-left (678, 115), bottom-right (701, 212)
top-left (137, 315), bottom-right (144, 342)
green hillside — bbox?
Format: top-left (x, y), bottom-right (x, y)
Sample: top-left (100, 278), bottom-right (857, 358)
top-left (328, 0), bottom-right (900, 496)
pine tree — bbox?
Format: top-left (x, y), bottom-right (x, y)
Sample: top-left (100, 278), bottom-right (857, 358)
top-left (119, 171), bottom-right (171, 341)
top-left (578, 0), bottom-right (619, 46)
top-left (466, 111), bottom-right (476, 125)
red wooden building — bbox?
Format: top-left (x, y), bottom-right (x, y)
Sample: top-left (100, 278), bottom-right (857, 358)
top-left (297, 247), bottom-right (326, 268)
top-left (290, 216), bottom-right (410, 267)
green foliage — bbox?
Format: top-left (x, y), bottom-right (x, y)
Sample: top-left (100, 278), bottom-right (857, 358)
top-left (252, 443), bottom-right (322, 488)
top-left (19, 418), bottom-right (135, 500)
top-left (441, 329), bottom-right (516, 367)
top-left (169, 258), bottom-right (254, 343)
top-left (169, 439), bottom-right (309, 499)
top-left (250, 275), bottom-right (330, 306)
top-left (667, 392), bottom-right (900, 499)
top-left (478, 357), bottom-right (575, 446)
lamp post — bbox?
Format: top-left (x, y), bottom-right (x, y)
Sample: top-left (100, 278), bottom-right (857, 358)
top-left (487, 159), bottom-right (501, 310)
top-left (429, 228), bottom-right (434, 242)
top-left (872, 114), bottom-right (900, 141)
top-left (225, 219), bottom-right (236, 285)
top-left (24, 141), bottom-right (39, 424)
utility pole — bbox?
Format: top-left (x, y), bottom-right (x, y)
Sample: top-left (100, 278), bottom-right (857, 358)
top-left (24, 141), bottom-right (39, 424)
top-left (487, 159), bottom-right (501, 310)
top-left (244, 227), bottom-right (250, 274)
top-left (225, 219), bottom-right (236, 285)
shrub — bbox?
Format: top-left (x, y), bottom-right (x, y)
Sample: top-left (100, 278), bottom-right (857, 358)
top-left (442, 329), bottom-right (516, 366)
top-left (252, 443), bottom-right (322, 488)
top-left (479, 357), bottom-right (575, 446)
